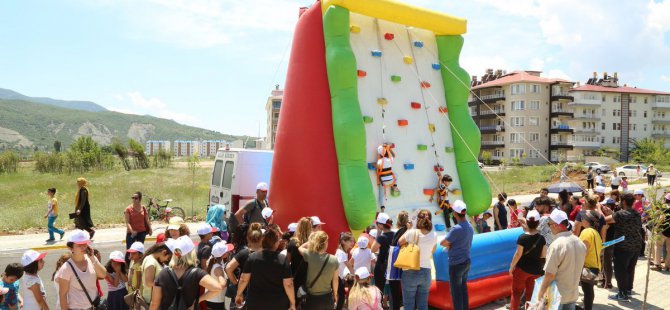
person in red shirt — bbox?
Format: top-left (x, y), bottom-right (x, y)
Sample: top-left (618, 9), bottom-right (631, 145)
top-left (568, 195), bottom-right (582, 222)
top-left (508, 199), bottom-right (523, 228)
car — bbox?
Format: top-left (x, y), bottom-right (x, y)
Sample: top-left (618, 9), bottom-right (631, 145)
top-left (584, 162), bottom-right (610, 174)
top-left (615, 164), bottom-right (662, 177)
top-left (479, 162), bottom-right (484, 169)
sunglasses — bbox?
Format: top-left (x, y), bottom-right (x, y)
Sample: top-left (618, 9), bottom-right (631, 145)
top-left (131, 197), bottom-right (139, 200)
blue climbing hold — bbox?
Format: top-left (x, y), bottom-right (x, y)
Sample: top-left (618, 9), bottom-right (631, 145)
top-left (413, 41), bottom-right (424, 48)
top-left (403, 163), bottom-right (415, 170)
top-left (432, 63), bottom-right (441, 70)
top-left (368, 163), bottom-right (376, 170)
top-left (371, 50), bottom-right (382, 57)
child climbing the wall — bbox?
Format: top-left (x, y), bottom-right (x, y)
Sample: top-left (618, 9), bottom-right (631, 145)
top-left (376, 144), bottom-right (399, 209)
top-left (429, 171), bottom-right (459, 229)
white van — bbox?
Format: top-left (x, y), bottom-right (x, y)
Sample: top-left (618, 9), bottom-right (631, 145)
top-left (209, 148), bottom-right (273, 213)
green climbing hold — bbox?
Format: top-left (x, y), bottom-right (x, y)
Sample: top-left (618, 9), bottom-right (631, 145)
top-left (363, 116), bottom-right (374, 123)
top-left (444, 147), bottom-right (454, 153)
top-left (391, 75), bottom-right (402, 82)
top-left (417, 144), bottom-right (428, 151)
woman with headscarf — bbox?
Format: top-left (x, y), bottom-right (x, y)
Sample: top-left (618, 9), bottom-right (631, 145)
top-left (74, 177), bottom-right (95, 239)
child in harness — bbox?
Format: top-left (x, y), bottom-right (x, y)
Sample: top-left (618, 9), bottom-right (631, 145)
top-left (429, 171), bottom-right (460, 229)
top-left (376, 144), bottom-right (399, 209)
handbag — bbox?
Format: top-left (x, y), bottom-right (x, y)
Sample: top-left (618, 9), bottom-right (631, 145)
top-left (298, 256), bottom-right (330, 306)
top-left (124, 289), bottom-right (149, 310)
top-left (394, 229), bottom-right (421, 271)
top-left (385, 245), bottom-right (402, 280)
top-left (69, 212), bottom-right (77, 219)
top-left (66, 261), bottom-right (108, 310)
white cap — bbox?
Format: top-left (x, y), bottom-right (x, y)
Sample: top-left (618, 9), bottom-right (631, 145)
top-left (376, 213), bottom-right (391, 225)
top-left (21, 250), bottom-right (46, 267)
top-left (0, 287), bottom-right (8, 295)
top-left (165, 238), bottom-right (177, 253)
top-left (310, 216), bottom-right (325, 226)
top-left (526, 210), bottom-right (541, 222)
top-left (452, 200), bottom-right (467, 214)
top-left (109, 251), bottom-right (125, 263)
top-left (171, 235), bottom-right (195, 256)
top-left (256, 182), bottom-right (269, 191)
top-left (167, 216), bottom-right (185, 230)
top-left (369, 229), bottom-right (378, 239)
top-left (127, 242), bottom-right (145, 254)
top-left (197, 224), bottom-right (218, 235)
top-left (634, 189), bottom-right (645, 195)
top-left (67, 229), bottom-right (91, 245)
top-left (377, 145), bottom-right (384, 155)
top-left (212, 241), bottom-right (234, 258)
top-left (287, 223), bottom-right (298, 233)
top-left (357, 236), bottom-right (369, 248)
top-left (355, 267), bottom-right (371, 279)
top-left (261, 207), bottom-right (274, 220)
top-left (549, 209), bottom-right (569, 226)
top-left (595, 186), bottom-right (606, 194)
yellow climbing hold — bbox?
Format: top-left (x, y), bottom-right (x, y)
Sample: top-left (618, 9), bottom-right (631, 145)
top-left (428, 123), bottom-right (435, 133)
top-left (403, 56), bottom-right (413, 64)
top-left (377, 98), bottom-right (388, 105)
top-left (350, 25), bottom-right (361, 33)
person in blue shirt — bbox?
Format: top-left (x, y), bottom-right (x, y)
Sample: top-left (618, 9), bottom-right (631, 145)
top-left (206, 204), bottom-right (229, 241)
top-left (440, 200), bottom-right (474, 310)
top-left (0, 263), bottom-right (23, 310)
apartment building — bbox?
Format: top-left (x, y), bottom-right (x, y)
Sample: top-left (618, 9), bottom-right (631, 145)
top-left (200, 140), bottom-right (226, 157)
top-left (568, 72), bottom-right (670, 162)
top-left (145, 140), bottom-right (171, 156)
top-left (265, 85), bottom-right (284, 150)
top-left (173, 140), bottom-right (200, 157)
top-left (469, 69), bottom-right (575, 165)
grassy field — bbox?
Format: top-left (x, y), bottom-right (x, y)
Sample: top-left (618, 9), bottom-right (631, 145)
top-left (482, 165), bottom-right (562, 195)
top-left (0, 162), bottom-right (212, 232)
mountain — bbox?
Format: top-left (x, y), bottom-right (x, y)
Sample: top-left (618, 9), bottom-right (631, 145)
top-left (0, 99), bottom-right (246, 150)
top-left (0, 88), bottom-right (108, 112)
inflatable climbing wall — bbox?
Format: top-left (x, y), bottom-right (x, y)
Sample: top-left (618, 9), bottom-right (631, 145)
top-left (270, 0), bottom-right (490, 244)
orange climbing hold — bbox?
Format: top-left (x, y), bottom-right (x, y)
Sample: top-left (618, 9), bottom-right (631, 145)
top-left (357, 70), bottom-right (367, 77)
top-left (423, 188), bottom-right (435, 196)
top-left (439, 106), bottom-right (448, 113)
top-left (397, 119), bottom-right (409, 126)
top-left (421, 81), bottom-right (431, 88)
top-left (384, 33), bottom-right (394, 40)
top-left (411, 102), bottom-right (422, 109)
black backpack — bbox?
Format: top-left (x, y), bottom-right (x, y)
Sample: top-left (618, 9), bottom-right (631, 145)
top-left (166, 267), bottom-right (199, 310)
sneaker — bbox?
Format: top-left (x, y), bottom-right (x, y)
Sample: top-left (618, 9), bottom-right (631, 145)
top-left (608, 292), bottom-right (629, 301)
top-left (626, 290), bottom-right (634, 296)
top-left (45, 238), bottom-right (55, 242)
top-left (59, 232), bottom-right (64, 240)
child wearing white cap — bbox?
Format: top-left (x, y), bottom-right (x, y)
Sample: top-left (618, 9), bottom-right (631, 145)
top-left (205, 242), bottom-right (234, 309)
top-left (126, 242), bottom-right (145, 293)
top-left (105, 250), bottom-right (128, 310)
top-left (351, 236), bottom-right (376, 273)
top-left (347, 267), bottom-right (383, 309)
top-left (19, 250), bottom-right (48, 310)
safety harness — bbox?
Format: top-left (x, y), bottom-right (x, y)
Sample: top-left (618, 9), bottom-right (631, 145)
top-left (376, 144), bottom-right (398, 194)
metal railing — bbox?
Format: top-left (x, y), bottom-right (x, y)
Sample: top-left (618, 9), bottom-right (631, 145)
top-left (480, 93), bottom-right (505, 100)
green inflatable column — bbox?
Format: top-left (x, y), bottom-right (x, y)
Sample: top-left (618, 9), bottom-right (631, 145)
top-left (323, 6), bottom-right (377, 233)
top-left (436, 35), bottom-right (492, 215)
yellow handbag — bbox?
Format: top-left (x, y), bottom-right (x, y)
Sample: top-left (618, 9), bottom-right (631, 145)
top-left (394, 229), bottom-right (421, 270)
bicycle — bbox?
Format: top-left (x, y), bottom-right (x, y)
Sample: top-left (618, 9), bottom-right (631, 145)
top-left (146, 196), bottom-right (186, 223)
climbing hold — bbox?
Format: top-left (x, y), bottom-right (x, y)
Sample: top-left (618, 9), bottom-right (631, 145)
top-left (439, 106), bottom-right (448, 113)
top-left (368, 163), bottom-right (376, 170)
top-left (363, 116), bottom-right (374, 123)
top-left (421, 81), bottom-right (431, 88)
top-left (397, 119), bottom-right (409, 127)
top-left (423, 188), bottom-right (435, 196)
top-left (390, 189), bottom-right (401, 197)
top-left (350, 25), bottom-right (361, 33)
top-left (428, 123), bottom-right (436, 133)
top-left (371, 50), bottom-right (382, 57)
top-left (444, 147), bottom-right (454, 153)
top-left (417, 144), bottom-right (428, 151)
top-left (377, 98), bottom-right (388, 106)
top-left (414, 41), bottom-right (424, 48)
top-left (403, 56), bottom-right (413, 64)
top-left (384, 33), bottom-right (394, 40)
top-left (411, 102), bottom-right (422, 109)
top-left (451, 189), bottom-right (462, 195)
top-left (391, 75), bottom-right (402, 82)
top-left (434, 165), bottom-right (444, 172)
top-left (357, 70), bottom-right (367, 77)
top-left (403, 163), bottom-right (415, 170)
top-left (432, 63), bottom-right (441, 70)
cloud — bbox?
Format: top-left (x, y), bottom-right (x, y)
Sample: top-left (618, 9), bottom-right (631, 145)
top-left (127, 91), bottom-right (166, 110)
top-left (107, 91), bottom-right (200, 126)
top-left (662, 75), bottom-right (670, 82)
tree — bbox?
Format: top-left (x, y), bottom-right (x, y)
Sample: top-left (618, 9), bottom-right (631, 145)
top-left (642, 186), bottom-right (670, 309)
top-left (54, 140), bottom-right (62, 153)
top-left (128, 139), bottom-right (149, 169)
top-left (630, 138), bottom-right (668, 165)
top-left (111, 139), bottom-right (130, 171)
top-left (481, 151), bottom-right (492, 165)
top-left (186, 154), bottom-right (201, 217)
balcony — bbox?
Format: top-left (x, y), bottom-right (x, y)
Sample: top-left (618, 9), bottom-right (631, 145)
top-left (568, 98), bottom-right (601, 107)
top-left (551, 91), bottom-right (574, 101)
top-left (572, 114), bottom-right (600, 120)
top-left (570, 140), bottom-right (601, 149)
top-left (481, 140), bottom-right (505, 149)
top-left (652, 101), bottom-right (670, 109)
top-left (469, 93), bottom-right (505, 105)
top-left (480, 125), bottom-right (505, 133)
top-left (652, 131), bottom-right (670, 138)
top-left (550, 125), bottom-right (574, 134)
top-left (551, 108), bottom-right (574, 118)
top-left (478, 108), bottom-right (505, 119)
top-left (550, 141), bottom-right (574, 150)
top-left (573, 128), bottom-right (600, 135)
top-left (652, 117), bottom-right (670, 125)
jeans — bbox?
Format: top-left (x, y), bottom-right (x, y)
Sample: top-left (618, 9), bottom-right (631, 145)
top-left (448, 261), bottom-right (471, 310)
top-left (510, 268), bottom-right (540, 310)
top-left (614, 250), bottom-right (637, 294)
top-left (558, 302), bottom-right (576, 310)
top-left (47, 216), bottom-right (64, 240)
top-left (125, 231), bottom-right (147, 261)
top-left (401, 268), bottom-right (431, 310)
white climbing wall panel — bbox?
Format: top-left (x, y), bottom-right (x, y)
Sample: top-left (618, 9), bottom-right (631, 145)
top-left (349, 12), bottom-right (464, 229)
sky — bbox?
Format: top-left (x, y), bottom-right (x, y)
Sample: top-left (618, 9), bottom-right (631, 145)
top-left (1, 0), bottom-right (669, 137)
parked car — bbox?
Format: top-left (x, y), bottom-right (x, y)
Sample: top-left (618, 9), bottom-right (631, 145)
top-left (584, 162), bottom-right (611, 174)
top-left (615, 164), bottom-right (662, 177)
top-left (479, 162), bottom-right (484, 169)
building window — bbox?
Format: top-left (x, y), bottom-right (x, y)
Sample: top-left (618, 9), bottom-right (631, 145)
top-left (631, 110), bottom-right (637, 117)
top-left (632, 96), bottom-right (637, 103)
top-left (529, 100), bottom-right (540, 110)
top-left (601, 122), bottom-right (606, 130)
top-left (511, 84), bottom-right (526, 95)
top-left (613, 109), bottom-right (620, 117)
top-left (601, 137), bottom-right (605, 143)
top-left (657, 96), bottom-right (670, 103)
top-left (644, 111), bottom-right (648, 118)
top-left (602, 109), bottom-right (606, 116)
top-left (584, 93), bottom-right (599, 100)
top-left (613, 137), bottom-right (620, 144)
top-left (632, 124), bottom-right (637, 131)
top-left (511, 117), bottom-right (525, 127)
top-left (645, 97), bottom-right (648, 104)
top-left (614, 96), bottom-right (620, 103)
top-left (531, 84), bottom-right (541, 93)
top-left (512, 100), bottom-right (525, 111)
top-left (528, 117), bottom-right (539, 126)
top-left (528, 150), bottom-right (540, 158)
top-left (510, 133), bottom-right (524, 143)
top-left (602, 95), bottom-right (606, 102)
top-left (273, 112), bottom-right (279, 119)
top-left (644, 124), bottom-right (647, 131)
top-left (509, 148), bottom-right (525, 158)
top-left (272, 100), bottom-right (282, 109)
top-left (529, 133), bottom-right (540, 142)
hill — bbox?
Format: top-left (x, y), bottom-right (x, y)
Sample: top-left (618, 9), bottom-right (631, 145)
top-left (0, 88), bottom-right (107, 112)
top-left (0, 99), bottom-right (244, 150)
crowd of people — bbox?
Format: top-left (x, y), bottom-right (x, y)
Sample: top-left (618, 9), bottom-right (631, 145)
top-left (1, 172), bottom-right (669, 310)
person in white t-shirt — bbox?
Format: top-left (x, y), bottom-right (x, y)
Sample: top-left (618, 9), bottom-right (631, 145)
top-left (398, 210), bottom-right (436, 310)
top-left (335, 232), bottom-right (355, 310)
top-left (595, 173), bottom-right (604, 187)
top-left (20, 250), bottom-right (48, 310)
top-left (350, 236), bottom-right (376, 273)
